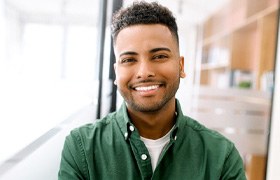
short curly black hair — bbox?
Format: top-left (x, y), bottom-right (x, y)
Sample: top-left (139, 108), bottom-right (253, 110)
top-left (111, 1), bottom-right (179, 45)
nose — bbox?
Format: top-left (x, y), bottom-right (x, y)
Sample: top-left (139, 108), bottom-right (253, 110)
top-left (136, 61), bottom-right (155, 79)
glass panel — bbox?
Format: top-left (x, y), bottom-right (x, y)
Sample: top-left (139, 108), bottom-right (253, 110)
top-left (188, 0), bottom-right (279, 179)
top-left (266, 17), bottom-right (280, 179)
top-left (0, 0), bottom-right (99, 164)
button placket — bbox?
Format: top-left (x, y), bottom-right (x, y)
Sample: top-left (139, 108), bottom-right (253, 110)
top-left (128, 127), bottom-right (153, 179)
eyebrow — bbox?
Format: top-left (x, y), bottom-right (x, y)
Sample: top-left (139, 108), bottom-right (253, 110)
top-left (119, 51), bottom-right (138, 57)
top-left (149, 47), bottom-right (171, 53)
top-left (119, 47), bottom-right (171, 57)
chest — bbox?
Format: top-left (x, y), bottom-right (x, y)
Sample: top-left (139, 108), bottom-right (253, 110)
top-left (86, 138), bottom-right (220, 180)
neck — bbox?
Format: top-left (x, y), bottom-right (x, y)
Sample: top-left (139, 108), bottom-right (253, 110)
top-left (127, 99), bottom-right (176, 139)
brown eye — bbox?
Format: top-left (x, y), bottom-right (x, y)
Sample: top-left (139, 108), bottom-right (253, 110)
top-left (153, 54), bottom-right (168, 60)
top-left (121, 58), bottom-right (136, 64)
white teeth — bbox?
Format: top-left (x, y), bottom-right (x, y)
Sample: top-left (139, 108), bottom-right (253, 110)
top-left (135, 85), bottom-right (159, 91)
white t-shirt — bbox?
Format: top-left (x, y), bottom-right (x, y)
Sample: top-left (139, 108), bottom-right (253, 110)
top-left (140, 126), bottom-right (174, 172)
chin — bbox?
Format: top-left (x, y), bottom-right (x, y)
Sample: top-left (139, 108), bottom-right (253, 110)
top-left (127, 98), bottom-right (174, 113)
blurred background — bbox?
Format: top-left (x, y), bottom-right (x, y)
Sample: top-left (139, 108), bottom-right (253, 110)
top-left (0, 0), bottom-right (279, 179)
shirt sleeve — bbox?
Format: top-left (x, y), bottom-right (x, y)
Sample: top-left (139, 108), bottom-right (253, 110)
top-left (220, 144), bottom-right (247, 180)
top-left (58, 130), bottom-right (88, 180)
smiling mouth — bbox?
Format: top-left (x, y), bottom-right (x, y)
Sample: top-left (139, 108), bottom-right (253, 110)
top-left (134, 85), bottom-right (160, 91)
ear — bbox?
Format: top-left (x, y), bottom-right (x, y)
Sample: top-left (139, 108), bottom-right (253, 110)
top-left (179, 56), bottom-right (186, 78)
top-left (113, 63), bottom-right (117, 85)
top-left (114, 63), bottom-right (116, 71)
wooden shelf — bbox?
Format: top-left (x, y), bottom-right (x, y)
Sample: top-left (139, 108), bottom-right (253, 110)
top-left (202, 4), bottom-right (278, 46)
top-left (197, 0), bottom-right (279, 90)
top-left (195, 1), bottom-right (278, 178)
top-left (201, 62), bottom-right (229, 71)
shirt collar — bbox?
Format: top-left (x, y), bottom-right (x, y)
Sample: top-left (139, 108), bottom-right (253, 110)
top-left (115, 102), bottom-right (130, 140)
top-left (115, 99), bottom-right (184, 141)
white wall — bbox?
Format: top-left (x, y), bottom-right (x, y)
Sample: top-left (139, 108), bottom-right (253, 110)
top-left (176, 23), bottom-right (198, 113)
top-left (266, 20), bottom-right (280, 180)
top-left (0, 0), bottom-right (7, 71)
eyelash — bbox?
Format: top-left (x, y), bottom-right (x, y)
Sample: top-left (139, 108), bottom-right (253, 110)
top-left (153, 54), bottom-right (168, 60)
top-left (120, 58), bottom-right (135, 64)
top-left (120, 54), bottom-right (168, 64)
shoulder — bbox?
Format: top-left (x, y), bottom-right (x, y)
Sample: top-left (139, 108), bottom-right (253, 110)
top-left (66, 112), bottom-right (117, 144)
top-left (59, 113), bottom-right (118, 179)
top-left (184, 115), bottom-right (230, 140)
top-left (180, 115), bottom-right (235, 154)
top-left (176, 100), bottom-right (233, 148)
top-left (179, 116), bottom-right (246, 178)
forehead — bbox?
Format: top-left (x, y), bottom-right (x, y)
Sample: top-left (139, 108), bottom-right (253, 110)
top-left (114, 24), bottom-right (179, 54)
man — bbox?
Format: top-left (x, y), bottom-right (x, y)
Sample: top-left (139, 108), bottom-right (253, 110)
top-left (58, 2), bottom-right (246, 179)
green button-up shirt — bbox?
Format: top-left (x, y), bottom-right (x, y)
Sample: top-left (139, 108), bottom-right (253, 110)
top-left (58, 100), bottom-right (246, 180)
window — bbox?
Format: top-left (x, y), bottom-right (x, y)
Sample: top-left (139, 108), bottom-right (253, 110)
top-left (0, 0), bottom-right (100, 163)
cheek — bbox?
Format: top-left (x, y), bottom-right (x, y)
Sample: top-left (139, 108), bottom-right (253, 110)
top-left (115, 67), bottom-right (133, 85)
top-left (160, 63), bottom-right (181, 78)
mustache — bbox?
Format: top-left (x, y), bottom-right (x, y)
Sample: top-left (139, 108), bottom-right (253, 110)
top-left (129, 79), bottom-right (165, 88)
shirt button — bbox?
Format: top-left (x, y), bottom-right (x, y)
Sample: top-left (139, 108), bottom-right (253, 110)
top-left (124, 132), bottom-right (128, 139)
top-left (129, 126), bottom-right (135, 132)
top-left (141, 154), bottom-right (147, 160)
top-left (174, 136), bottom-right (177, 140)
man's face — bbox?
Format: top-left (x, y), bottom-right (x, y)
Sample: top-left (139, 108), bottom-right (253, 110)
top-left (114, 24), bottom-right (185, 112)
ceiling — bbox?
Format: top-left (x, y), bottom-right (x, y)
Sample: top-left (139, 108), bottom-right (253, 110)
top-left (4, 0), bottom-right (230, 25)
